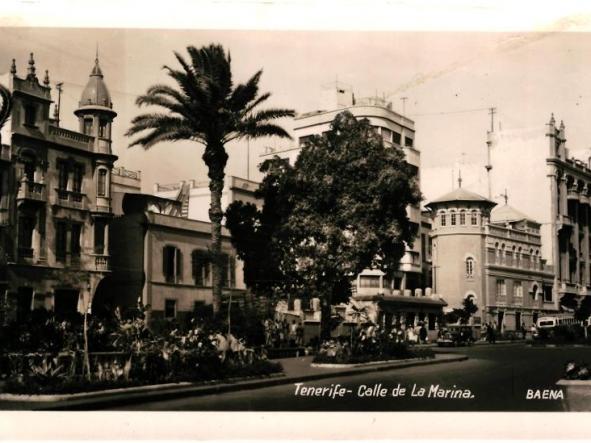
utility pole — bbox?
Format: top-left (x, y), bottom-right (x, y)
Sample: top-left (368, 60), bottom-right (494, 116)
top-left (246, 136), bottom-right (250, 181)
top-left (485, 107), bottom-right (496, 199)
top-left (496, 188), bottom-right (509, 205)
top-left (54, 82), bottom-right (63, 127)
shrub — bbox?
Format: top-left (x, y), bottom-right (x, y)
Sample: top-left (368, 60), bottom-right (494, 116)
top-left (312, 334), bottom-right (435, 364)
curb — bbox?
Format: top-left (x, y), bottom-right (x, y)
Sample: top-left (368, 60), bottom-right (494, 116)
top-left (8, 354), bottom-right (467, 410)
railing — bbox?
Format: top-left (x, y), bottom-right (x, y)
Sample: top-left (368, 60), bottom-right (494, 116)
top-left (230, 177), bottom-right (259, 192)
top-left (17, 182), bottom-right (46, 202)
top-left (49, 125), bottom-right (94, 145)
top-left (55, 189), bottom-right (86, 210)
top-left (154, 182), bottom-right (182, 192)
top-left (94, 255), bottom-right (110, 271)
top-left (112, 166), bottom-right (141, 180)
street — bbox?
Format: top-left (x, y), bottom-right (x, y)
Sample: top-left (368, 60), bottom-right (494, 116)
top-left (106, 343), bottom-right (590, 411)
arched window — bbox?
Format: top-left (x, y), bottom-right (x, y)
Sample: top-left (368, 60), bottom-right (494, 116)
top-left (501, 244), bottom-right (506, 265)
top-left (450, 210), bottom-right (457, 226)
top-left (97, 168), bottom-right (108, 197)
top-left (471, 210), bottom-right (478, 225)
top-left (459, 210), bottom-right (466, 225)
top-left (440, 212), bottom-right (447, 227)
top-left (465, 257), bottom-right (475, 278)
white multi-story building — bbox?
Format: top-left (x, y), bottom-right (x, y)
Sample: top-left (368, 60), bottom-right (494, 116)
top-left (260, 83), bottom-right (429, 294)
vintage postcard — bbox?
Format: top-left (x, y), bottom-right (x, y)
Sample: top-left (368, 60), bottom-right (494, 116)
top-left (1, 0), bottom-right (591, 440)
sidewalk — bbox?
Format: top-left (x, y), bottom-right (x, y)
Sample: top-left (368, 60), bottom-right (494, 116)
top-left (0, 353), bottom-right (467, 410)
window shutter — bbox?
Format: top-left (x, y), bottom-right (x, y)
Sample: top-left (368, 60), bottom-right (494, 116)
top-left (176, 248), bottom-right (183, 282)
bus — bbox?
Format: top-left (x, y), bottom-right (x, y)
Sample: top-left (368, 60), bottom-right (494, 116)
top-left (536, 314), bottom-right (579, 329)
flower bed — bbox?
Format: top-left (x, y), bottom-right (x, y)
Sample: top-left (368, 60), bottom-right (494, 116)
top-left (1, 358), bottom-right (282, 395)
top-left (0, 308), bottom-right (283, 395)
top-left (312, 336), bottom-right (435, 365)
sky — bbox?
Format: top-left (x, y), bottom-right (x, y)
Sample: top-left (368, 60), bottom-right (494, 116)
top-left (2, 27), bottom-right (591, 211)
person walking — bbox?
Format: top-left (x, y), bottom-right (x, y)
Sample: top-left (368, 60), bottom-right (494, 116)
top-left (419, 323), bottom-right (428, 344)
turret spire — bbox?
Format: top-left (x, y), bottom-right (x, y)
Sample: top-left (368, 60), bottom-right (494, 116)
top-left (43, 69), bottom-right (50, 87)
top-left (10, 59), bottom-right (16, 75)
top-left (26, 53), bottom-right (37, 80)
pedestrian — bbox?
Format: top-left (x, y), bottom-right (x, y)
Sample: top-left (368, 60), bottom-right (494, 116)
top-left (419, 323), bottom-right (428, 344)
top-left (296, 322), bottom-right (304, 347)
top-left (289, 320), bottom-right (298, 347)
top-left (521, 322), bottom-right (527, 340)
top-left (490, 322), bottom-right (497, 344)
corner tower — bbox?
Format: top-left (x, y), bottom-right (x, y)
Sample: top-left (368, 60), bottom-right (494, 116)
top-left (425, 187), bottom-right (497, 320)
top-left (74, 55), bottom-right (117, 155)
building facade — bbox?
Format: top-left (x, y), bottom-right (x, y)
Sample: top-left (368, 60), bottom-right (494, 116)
top-left (426, 187), bottom-right (557, 331)
top-left (108, 193), bottom-right (246, 323)
top-left (546, 115), bottom-right (591, 307)
top-left (0, 53), bottom-right (117, 322)
top-left (153, 176), bottom-right (260, 221)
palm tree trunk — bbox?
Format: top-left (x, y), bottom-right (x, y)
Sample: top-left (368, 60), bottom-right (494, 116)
top-left (206, 145), bottom-right (228, 317)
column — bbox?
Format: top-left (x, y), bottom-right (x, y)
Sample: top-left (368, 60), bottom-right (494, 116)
top-left (103, 221), bottom-right (109, 256)
top-left (574, 198), bottom-right (580, 285)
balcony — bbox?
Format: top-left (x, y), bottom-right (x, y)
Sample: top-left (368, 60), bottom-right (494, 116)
top-left (48, 125), bottom-right (94, 151)
top-left (55, 189), bottom-right (87, 210)
top-left (93, 255), bottom-right (110, 271)
top-left (16, 182), bottom-right (46, 203)
top-left (93, 196), bottom-right (112, 214)
top-left (0, 209), bottom-right (9, 226)
top-left (0, 144), bottom-right (11, 163)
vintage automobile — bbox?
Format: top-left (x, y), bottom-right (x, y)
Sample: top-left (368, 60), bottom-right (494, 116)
top-left (437, 325), bottom-right (475, 347)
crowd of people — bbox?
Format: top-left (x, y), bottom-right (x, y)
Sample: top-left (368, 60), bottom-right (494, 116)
top-left (263, 319), bottom-right (304, 348)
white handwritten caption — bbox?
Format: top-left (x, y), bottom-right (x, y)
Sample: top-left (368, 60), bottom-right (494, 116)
top-left (293, 382), bottom-right (475, 399)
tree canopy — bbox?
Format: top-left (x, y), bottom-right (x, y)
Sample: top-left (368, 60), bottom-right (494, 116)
top-left (226, 111), bottom-right (422, 337)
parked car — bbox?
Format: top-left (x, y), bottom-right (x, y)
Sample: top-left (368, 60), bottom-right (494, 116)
top-left (437, 325), bottom-right (475, 347)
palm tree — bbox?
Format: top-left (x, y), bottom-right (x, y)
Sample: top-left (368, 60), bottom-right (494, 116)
top-left (126, 44), bottom-right (294, 315)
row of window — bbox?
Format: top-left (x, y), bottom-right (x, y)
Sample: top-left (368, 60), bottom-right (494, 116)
top-left (21, 154), bottom-right (109, 197)
top-left (298, 127), bottom-right (414, 149)
top-left (379, 127), bottom-right (414, 148)
top-left (495, 279), bottom-right (553, 302)
top-left (439, 210), bottom-right (479, 227)
top-left (493, 243), bottom-right (542, 270)
top-left (18, 216), bottom-right (106, 260)
top-left (162, 246), bottom-right (236, 288)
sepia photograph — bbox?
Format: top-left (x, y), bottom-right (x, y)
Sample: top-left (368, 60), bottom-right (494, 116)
top-left (2, 0), bottom-right (591, 439)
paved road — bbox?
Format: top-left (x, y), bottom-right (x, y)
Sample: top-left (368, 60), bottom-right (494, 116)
top-left (108, 344), bottom-right (590, 411)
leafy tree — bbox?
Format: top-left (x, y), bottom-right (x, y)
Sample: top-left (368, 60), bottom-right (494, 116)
top-left (225, 158), bottom-right (300, 300)
top-left (227, 111), bottom-right (421, 339)
top-left (126, 44), bottom-right (294, 315)
top-left (445, 296), bottom-right (478, 325)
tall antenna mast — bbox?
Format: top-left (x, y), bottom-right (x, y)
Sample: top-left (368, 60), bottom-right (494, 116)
top-left (401, 96), bottom-right (408, 116)
top-left (485, 106), bottom-right (496, 199)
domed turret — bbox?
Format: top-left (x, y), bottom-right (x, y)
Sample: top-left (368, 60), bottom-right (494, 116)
top-left (74, 54), bottom-right (116, 155)
top-left (78, 57), bottom-right (113, 110)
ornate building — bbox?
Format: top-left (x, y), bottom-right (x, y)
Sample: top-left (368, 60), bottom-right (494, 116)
top-left (426, 186), bottom-right (557, 331)
top-left (0, 53), bottom-right (117, 322)
top-left (546, 115), bottom-right (591, 307)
